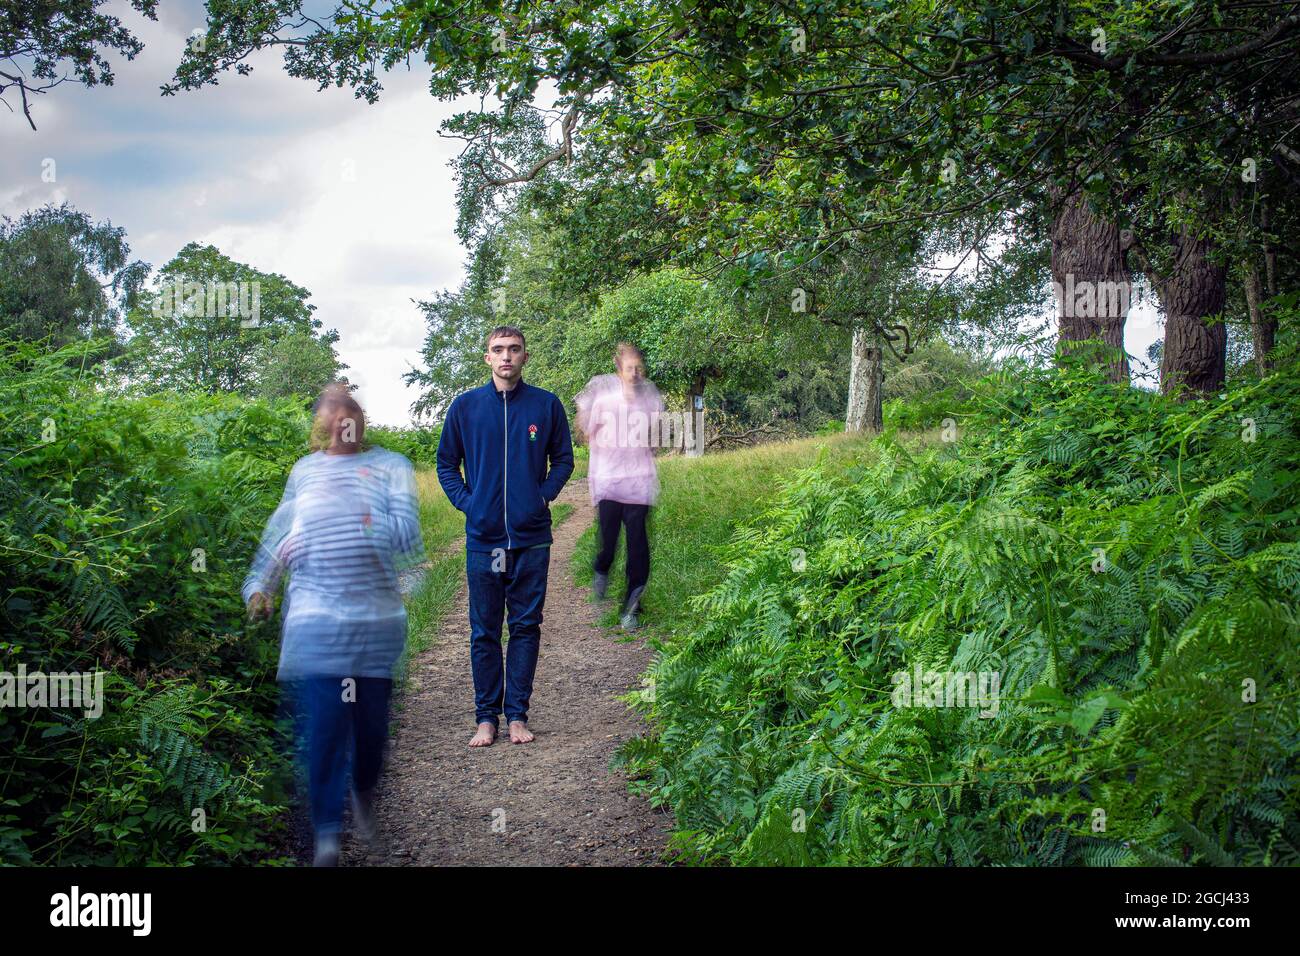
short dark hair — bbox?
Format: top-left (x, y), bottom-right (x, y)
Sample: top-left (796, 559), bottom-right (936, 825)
top-left (486, 325), bottom-right (525, 350)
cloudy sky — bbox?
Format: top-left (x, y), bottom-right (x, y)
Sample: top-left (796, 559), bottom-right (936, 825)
top-left (2, 1), bottom-right (1163, 423)
top-left (2, 0), bottom-right (480, 425)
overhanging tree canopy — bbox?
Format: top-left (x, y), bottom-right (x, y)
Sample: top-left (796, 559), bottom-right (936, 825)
top-left (170, 1), bottom-right (1300, 396)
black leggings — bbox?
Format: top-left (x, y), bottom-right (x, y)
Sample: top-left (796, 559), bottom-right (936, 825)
top-left (594, 500), bottom-right (650, 599)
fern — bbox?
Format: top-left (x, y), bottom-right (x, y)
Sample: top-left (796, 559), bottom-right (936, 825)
top-left (627, 355), bottom-right (1300, 866)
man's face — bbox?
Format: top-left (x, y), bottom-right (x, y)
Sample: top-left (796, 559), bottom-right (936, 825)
top-left (485, 335), bottom-right (527, 382)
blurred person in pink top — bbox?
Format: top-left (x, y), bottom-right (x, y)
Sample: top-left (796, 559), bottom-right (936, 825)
top-left (575, 343), bottom-right (665, 629)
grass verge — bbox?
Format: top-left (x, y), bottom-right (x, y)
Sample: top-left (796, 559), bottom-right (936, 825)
top-left (571, 431), bottom-right (902, 636)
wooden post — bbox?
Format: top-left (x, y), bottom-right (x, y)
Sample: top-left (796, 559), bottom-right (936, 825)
top-left (685, 385), bottom-right (705, 457)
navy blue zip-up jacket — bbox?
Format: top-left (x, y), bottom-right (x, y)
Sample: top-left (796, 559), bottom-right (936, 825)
top-left (436, 379), bottom-right (575, 552)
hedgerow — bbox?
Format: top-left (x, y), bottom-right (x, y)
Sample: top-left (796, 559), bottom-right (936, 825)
top-left (367, 425), bottom-right (441, 466)
top-left (1, 340), bottom-right (307, 864)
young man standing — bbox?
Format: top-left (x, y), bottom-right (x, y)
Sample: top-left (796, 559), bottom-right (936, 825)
top-left (436, 326), bottom-right (574, 747)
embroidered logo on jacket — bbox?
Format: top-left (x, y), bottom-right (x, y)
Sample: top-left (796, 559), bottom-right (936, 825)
top-left (528, 424), bottom-right (538, 441)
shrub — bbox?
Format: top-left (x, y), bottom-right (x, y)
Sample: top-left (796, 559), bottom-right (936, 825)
top-left (626, 354), bottom-right (1300, 865)
top-left (366, 425), bottom-right (440, 466)
top-left (1, 340), bottom-right (306, 864)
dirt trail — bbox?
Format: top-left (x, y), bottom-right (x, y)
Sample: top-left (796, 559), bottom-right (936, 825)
top-left (345, 476), bottom-right (672, 866)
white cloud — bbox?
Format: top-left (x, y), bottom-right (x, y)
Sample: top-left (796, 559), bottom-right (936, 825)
top-left (1, 0), bottom-right (478, 426)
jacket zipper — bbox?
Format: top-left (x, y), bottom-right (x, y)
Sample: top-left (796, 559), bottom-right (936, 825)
top-left (502, 388), bottom-right (512, 549)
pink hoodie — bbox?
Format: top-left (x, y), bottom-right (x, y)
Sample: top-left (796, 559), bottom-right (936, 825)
top-left (575, 374), bottom-right (665, 507)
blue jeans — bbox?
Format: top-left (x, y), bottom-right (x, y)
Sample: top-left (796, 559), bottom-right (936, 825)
top-left (466, 546), bottom-right (550, 725)
top-left (285, 676), bottom-right (392, 836)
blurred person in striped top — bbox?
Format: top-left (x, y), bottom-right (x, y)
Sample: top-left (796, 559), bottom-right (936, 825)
top-left (244, 383), bottom-right (423, 866)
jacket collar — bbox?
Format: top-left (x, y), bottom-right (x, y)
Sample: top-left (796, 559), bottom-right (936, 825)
top-left (488, 378), bottom-right (527, 402)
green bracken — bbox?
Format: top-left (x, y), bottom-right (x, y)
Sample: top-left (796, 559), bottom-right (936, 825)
top-left (623, 353), bottom-right (1300, 866)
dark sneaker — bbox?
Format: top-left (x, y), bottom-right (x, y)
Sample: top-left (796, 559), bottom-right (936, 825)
top-left (592, 571), bottom-right (609, 600)
top-left (620, 585), bottom-right (645, 630)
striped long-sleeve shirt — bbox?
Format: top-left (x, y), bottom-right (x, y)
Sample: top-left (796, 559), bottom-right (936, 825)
top-left (242, 447), bottom-right (424, 680)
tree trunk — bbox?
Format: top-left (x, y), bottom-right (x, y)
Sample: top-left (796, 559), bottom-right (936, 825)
top-left (1158, 227), bottom-right (1227, 397)
top-left (845, 327), bottom-right (883, 433)
top-left (1243, 262), bottom-right (1275, 375)
top-left (1050, 185), bottom-right (1131, 382)
top-left (1262, 201), bottom-right (1278, 298)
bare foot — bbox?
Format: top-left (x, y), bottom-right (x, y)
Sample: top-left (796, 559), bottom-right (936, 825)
top-left (469, 722), bottom-right (497, 748)
top-left (509, 720), bottom-right (534, 744)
